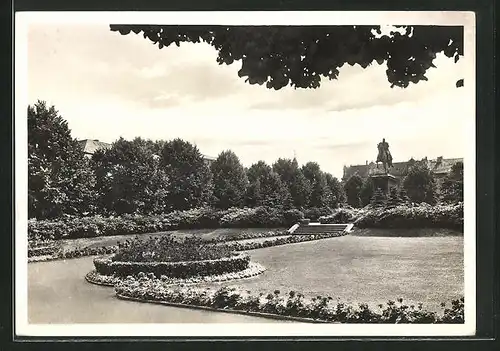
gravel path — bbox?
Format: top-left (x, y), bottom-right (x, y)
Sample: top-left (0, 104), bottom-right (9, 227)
top-left (28, 256), bottom-right (283, 324)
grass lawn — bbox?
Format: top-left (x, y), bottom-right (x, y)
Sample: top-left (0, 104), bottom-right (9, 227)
top-left (207, 234), bottom-right (464, 312)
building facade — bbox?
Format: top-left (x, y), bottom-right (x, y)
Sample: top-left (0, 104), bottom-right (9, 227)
top-left (342, 156), bottom-right (463, 183)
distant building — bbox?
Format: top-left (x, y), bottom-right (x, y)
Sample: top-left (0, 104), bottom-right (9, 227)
top-left (77, 138), bottom-right (216, 164)
top-left (201, 154), bottom-right (216, 166)
top-left (342, 156), bottom-right (463, 182)
top-left (77, 139), bottom-right (111, 158)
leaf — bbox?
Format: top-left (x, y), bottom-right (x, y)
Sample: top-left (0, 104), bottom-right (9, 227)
top-left (456, 79), bottom-right (464, 88)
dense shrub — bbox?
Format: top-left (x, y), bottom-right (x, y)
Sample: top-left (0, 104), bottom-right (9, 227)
top-left (94, 252), bottom-right (250, 279)
top-left (283, 209), bottom-right (305, 226)
top-left (115, 281), bottom-right (465, 324)
top-left (219, 206), bottom-right (284, 228)
top-left (355, 202), bottom-right (463, 231)
top-left (29, 200), bottom-right (464, 241)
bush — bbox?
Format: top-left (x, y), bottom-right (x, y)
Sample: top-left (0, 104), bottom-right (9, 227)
top-left (283, 209), bottom-right (305, 226)
top-left (219, 206), bottom-right (284, 228)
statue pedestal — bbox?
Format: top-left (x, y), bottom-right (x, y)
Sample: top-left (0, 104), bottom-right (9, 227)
top-left (370, 173), bottom-right (398, 194)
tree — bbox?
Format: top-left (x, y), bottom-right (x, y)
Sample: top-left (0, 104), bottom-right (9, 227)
top-left (245, 178), bottom-right (261, 207)
top-left (343, 174), bottom-right (363, 208)
top-left (247, 161), bottom-right (291, 209)
top-left (272, 158), bottom-right (311, 208)
top-left (440, 161), bottom-right (463, 203)
top-left (325, 172), bottom-right (345, 208)
top-left (110, 25), bottom-right (463, 90)
top-left (160, 138), bottom-right (213, 211)
top-left (211, 150), bottom-right (248, 209)
top-left (402, 161), bottom-right (437, 204)
top-left (301, 162), bottom-right (331, 208)
top-left (28, 101), bottom-right (96, 219)
top-left (360, 177), bottom-right (375, 207)
top-left (91, 137), bottom-right (169, 215)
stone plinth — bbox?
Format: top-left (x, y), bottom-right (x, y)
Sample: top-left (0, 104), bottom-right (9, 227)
top-left (370, 173), bottom-right (398, 194)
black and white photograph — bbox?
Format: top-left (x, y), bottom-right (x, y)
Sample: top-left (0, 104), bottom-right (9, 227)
top-left (15, 11), bottom-right (476, 337)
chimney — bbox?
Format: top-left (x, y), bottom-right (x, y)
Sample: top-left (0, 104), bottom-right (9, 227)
top-left (366, 160), bottom-right (368, 165)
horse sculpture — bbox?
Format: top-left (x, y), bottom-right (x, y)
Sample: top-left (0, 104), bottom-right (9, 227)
top-left (376, 138), bottom-right (393, 174)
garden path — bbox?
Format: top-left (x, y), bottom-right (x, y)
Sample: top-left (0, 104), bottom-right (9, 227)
top-left (28, 256), bottom-right (285, 324)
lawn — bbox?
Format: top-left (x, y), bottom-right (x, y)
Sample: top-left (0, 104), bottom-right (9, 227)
top-left (206, 234), bottom-right (464, 312)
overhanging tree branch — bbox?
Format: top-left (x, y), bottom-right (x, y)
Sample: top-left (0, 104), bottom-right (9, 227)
top-left (110, 25), bottom-right (464, 89)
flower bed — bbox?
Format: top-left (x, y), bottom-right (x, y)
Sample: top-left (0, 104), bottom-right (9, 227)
top-left (86, 262), bottom-right (266, 287)
top-left (93, 252), bottom-right (251, 279)
top-left (114, 280), bottom-right (465, 324)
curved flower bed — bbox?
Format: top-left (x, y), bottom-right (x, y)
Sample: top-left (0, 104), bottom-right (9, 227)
top-left (114, 281), bottom-right (465, 324)
top-left (93, 252), bottom-right (251, 279)
top-left (86, 262), bottom-right (266, 287)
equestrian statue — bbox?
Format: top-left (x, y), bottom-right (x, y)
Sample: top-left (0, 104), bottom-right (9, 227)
top-left (376, 138), bottom-right (393, 174)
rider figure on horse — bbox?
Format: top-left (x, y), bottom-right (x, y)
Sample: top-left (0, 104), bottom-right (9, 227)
top-left (376, 138), bottom-right (393, 173)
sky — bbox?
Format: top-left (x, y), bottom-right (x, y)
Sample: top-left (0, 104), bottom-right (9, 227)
top-left (26, 22), bottom-right (471, 179)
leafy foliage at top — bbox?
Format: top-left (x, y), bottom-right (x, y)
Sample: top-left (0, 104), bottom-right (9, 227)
top-left (110, 25), bottom-right (463, 89)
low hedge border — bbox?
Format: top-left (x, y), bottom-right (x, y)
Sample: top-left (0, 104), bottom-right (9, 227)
top-left (94, 252), bottom-right (251, 278)
top-left (86, 262), bottom-right (266, 287)
top-left (28, 207), bottom-right (303, 241)
top-left (114, 281), bottom-right (465, 324)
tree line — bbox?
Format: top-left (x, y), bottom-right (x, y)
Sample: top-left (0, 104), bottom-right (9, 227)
top-left (28, 101), bottom-right (463, 220)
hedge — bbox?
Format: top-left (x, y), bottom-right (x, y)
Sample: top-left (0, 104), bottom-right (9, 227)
top-left (319, 203), bottom-right (463, 231)
top-left (93, 252), bottom-right (251, 279)
top-left (28, 207), bottom-right (304, 241)
top-left (354, 203), bottom-right (463, 231)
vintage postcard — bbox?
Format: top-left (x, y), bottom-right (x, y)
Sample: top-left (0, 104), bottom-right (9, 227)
top-left (15, 11), bottom-right (476, 337)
